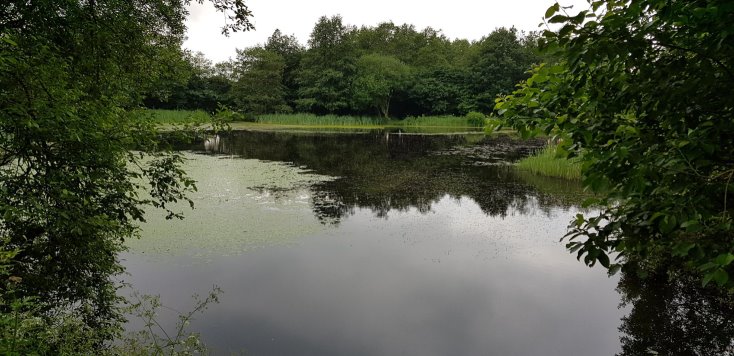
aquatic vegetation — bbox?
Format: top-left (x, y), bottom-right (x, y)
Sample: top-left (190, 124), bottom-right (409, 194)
top-left (257, 113), bottom-right (386, 126)
top-left (401, 115), bottom-right (471, 127)
top-left (516, 145), bottom-right (581, 180)
top-left (126, 152), bottom-right (336, 258)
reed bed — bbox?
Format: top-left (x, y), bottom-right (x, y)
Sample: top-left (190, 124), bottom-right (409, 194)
top-left (257, 113), bottom-right (386, 126)
top-left (147, 110), bottom-right (485, 131)
top-left (516, 145), bottom-right (582, 180)
top-left (146, 109), bottom-right (210, 123)
top-left (401, 115), bottom-right (471, 127)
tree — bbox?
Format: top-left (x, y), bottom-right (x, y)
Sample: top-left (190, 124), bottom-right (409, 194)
top-left (406, 68), bottom-right (473, 115)
top-left (144, 50), bottom-right (235, 111)
top-left (352, 54), bottom-right (410, 118)
top-left (265, 29), bottom-right (304, 108)
top-left (470, 27), bottom-right (540, 112)
top-left (231, 46), bottom-right (289, 113)
top-left (0, 0), bottom-right (252, 350)
top-left (296, 15), bottom-right (357, 114)
top-left (353, 22), bottom-right (454, 69)
top-left (140, 47), bottom-right (193, 106)
top-left (497, 1), bottom-right (734, 289)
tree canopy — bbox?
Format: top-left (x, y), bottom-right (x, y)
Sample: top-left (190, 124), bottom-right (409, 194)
top-left (352, 54), bottom-right (411, 118)
top-left (231, 47), bottom-right (289, 114)
top-left (143, 18), bottom-right (541, 118)
top-left (497, 0), bottom-right (734, 289)
top-left (296, 15), bottom-right (358, 114)
top-left (0, 0), bottom-right (252, 352)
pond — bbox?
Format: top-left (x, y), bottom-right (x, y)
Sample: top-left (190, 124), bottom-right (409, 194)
top-left (120, 130), bottom-right (733, 355)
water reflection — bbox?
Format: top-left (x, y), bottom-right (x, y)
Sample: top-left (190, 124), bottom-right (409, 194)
top-left (125, 197), bottom-right (623, 355)
top-left (128, 130), bottom-right (734, 355)
top-left (187, 131), bottom-right (585, 224)
top-left (616, 265), bottom-right (734, 355)
top-left (203, 134), bottom-right (223, 152)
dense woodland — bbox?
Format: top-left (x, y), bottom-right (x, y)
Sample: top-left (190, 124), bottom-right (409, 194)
top-left (143, 16), bottom-right (542, 118)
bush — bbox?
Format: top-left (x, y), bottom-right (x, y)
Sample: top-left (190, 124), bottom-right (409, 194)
top-left (465, 111), bottom-right (485, 127)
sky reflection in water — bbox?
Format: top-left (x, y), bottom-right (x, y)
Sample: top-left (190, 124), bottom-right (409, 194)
top-left (124, 131), bottom-right (624, 355)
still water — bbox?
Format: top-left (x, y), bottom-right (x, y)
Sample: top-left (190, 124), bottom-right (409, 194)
top-left (121, 131), bottom-right (733, 355)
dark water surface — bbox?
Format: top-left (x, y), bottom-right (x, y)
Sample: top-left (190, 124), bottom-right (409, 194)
top-left (121, 131), bottom-right (733, 355)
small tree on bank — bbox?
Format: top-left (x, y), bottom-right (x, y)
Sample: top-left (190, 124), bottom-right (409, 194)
top-left (352, 54), bottom-right (410, 118)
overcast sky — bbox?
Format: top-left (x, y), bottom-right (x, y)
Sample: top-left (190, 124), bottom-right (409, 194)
top-left (184, 0), bottom-right (589, 63)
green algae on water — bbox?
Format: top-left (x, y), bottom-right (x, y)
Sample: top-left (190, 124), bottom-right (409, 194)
top-left (126, 152), bottom-right (336, 259)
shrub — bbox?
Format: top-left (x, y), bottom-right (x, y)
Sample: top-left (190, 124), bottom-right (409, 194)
top-left (466, 111), bottom-right (485, 127)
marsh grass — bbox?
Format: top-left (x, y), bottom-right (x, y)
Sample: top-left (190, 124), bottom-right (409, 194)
top-left (257, 113), bottom-right (386, 126)
top-left (146, 109), bottom-right (210, 124)
top-left (148, 110), bottom-right (487, 132)
top-left (401, 115), bottom-right (471, 127)
top-left (258, 114), bottom-right (474, 127)
top-left (516, 145), bottom-right (582, 180)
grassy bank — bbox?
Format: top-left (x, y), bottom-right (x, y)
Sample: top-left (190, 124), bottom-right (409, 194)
top-left (147, 110), bottom-right (485, 129)
top-left (516, 145), bottom-right (582, 180)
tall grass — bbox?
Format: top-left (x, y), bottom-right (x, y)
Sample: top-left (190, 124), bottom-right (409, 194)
top-left (257, 113), bottom-right (386, 126)
top-left (259, 113), bottom-right (476, 128)
top-left (145, 109), bottom-right (210, 124)
top-left (145, 110), bottom-right (485, 130)
top-left (516, 145), bottom-right (582, 180)
top-left (401, 115), bottom-right (471, 127)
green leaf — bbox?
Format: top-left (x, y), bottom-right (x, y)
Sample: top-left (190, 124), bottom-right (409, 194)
top-left (545, 3), bottom-right (560, 19)
top-left (575, 213), bottom-right (585, 226)
top-left (680, 219), bottom-right (702, 232)
top-left (548, 15), bottom-right (569, 24)
top-left (703, 273), bottom-right (714, 287)
top-left (558, 24), bottom-right (575, 38)
top-left (597, 252), bottom-right (610, 268)
top-left (699, 262), bottom-right (718, 271)
top-left (672, 243), bottom-right (695, 257)
top-left (608, 264), bottom-right (622, 275)
top-left (649, 212), bottom-right (665, 223)
top-left (715, 253), bottom-right (734, 266)
top-left (713, 269), bottom-right (729, 286)
top-left (659, 215), bottom-right (677, 234)
top-left (2, 37), bottom-right (17, 46)
top-left (568, 242), bottom-right (583, 253)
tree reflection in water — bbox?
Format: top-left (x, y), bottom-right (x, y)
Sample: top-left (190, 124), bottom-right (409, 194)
top-left (616, 264), bottom-right (734, 356)
top-left (188, 130), bottom-right (582, 224)
top-left (188, 130), bottom-right (734, 353)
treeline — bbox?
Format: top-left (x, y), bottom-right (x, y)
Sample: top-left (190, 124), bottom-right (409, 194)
top-left (144, 15), bottom-right (541, 118)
